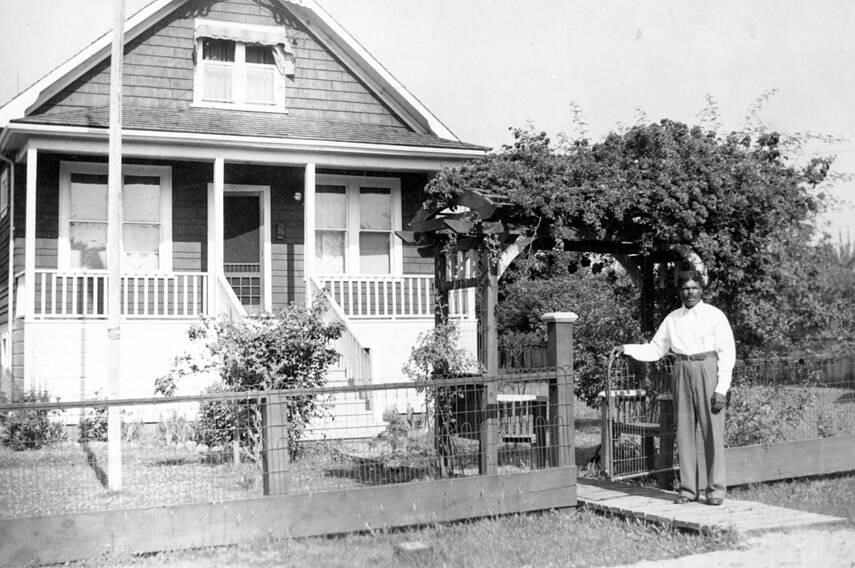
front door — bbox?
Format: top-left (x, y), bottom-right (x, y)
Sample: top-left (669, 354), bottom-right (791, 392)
top-left (224, 193), bottom-right (262, 314)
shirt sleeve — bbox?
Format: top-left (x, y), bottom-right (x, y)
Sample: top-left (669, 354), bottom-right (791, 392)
top-left (623, 316), bottom-right (671, 362)
top-left (713, 309), bottom-right (736, 394)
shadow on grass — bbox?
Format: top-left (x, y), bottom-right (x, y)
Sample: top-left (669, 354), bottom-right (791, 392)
top-left (80, 441), bottom-right (109, 488)
top-left (325, 458), bottom-right (432, 485)
top-left (152, 457), bottom-right (193, 467)
top-left (835, 392), bottom-right (855, 403)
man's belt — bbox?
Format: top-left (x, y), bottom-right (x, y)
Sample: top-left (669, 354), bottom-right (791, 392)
top-left (672, 351), bottom-right (717, 361)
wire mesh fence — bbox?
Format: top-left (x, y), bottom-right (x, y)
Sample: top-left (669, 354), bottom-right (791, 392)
top-left (0, 368), bottom-right (572, 520)
top-left (601, 353), bottom-right (855, 480)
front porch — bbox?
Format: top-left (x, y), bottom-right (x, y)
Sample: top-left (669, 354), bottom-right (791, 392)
top-left (5, 147), bottom-right (478, 403)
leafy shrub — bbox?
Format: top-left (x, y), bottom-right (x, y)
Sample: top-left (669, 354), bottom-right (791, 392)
top-left (725, 378), bottom-right (817, 447)
top-left (497, 267), bottom-right (642, 406)
top-left (371, 407), bottom-right (428, 457)
top-left (0, 389), bottom-right (67, 450)
top-left (156, 300), bottom-right (343, 460)
top-left (79, 402), bottom-right (145, 443)
top-left (78, 393), bottom-right (108, 442)
top-left (402, 322), bottom-right (479, 476)
top-left (78, 406), bottom-right (108, 442)
top-left (157, 410), bottom-right (196, 445)
top-left (402, 321), bottom-right (478, 381)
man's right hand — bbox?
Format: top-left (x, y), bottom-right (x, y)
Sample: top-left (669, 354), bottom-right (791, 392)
top-left (610, 345), bottom-right (625, 359)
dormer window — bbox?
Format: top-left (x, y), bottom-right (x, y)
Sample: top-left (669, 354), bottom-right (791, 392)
top-left (194, 20), bottom-right (295, 112)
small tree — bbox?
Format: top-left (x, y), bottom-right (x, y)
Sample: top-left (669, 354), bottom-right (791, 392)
top-left (156, 300), bottom-right (343, 460)
top-left (402, 322), bottom-right (479, 476)
top-left (424, 117), bottom-right (838, 367)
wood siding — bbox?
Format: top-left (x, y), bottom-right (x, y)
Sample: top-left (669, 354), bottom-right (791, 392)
top-left (0, 168), bottom-right (10, 321)
top-left (11, 318), bottom-right (23, 399)
top-left (36, 0), bottom-right (407, 128)
top-left (401, 173), bottom-right (432, 275)
top-left (173, 162), bottom-right (210, 272)
top-left (224, 164), bottom-right (305, 308)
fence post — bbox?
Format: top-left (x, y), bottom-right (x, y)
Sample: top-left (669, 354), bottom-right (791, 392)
top-left (262, 393), bottom-right (290, 495)
top-left (542, 312), bottom-right (577, 468)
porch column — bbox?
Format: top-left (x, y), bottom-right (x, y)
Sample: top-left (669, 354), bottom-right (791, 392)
top-left (303, 162), bottom-right (316, 307)
top-left (23, 148), bottom-right (37, 390)
top-left (208, 157), bottom-right (225, 312)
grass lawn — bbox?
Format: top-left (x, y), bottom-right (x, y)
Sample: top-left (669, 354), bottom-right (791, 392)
top-left (729, 473), bottom-right (855, 523)
top-left (70, 473), bottom-right (855, 567)
top-left (73, 508), bottom-right (737, 568)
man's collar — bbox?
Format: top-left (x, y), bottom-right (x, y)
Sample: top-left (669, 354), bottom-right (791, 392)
top-left (681, 300), bottom-right (706, 313)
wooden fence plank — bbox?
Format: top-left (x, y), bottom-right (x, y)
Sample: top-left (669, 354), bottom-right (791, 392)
top-left (726, 434), bottom-right (855, 486)
top-left (0, 467), bottom-right (576, 566)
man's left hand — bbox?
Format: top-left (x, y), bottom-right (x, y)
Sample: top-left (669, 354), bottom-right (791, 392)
top-left (711, 393), bottom-right (727, 414)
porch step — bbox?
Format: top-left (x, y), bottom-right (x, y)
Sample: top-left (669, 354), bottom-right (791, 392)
top-left (302, 367), bottom-right (381, 440)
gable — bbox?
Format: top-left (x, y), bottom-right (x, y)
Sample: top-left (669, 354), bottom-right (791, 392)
top-left (31, 0), bottom-right (412, 130)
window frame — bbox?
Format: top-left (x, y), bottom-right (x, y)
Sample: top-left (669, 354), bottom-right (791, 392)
top-left (193, 21), bottom-right (287, 113)
top-left (58, 162), bottom-right (173, 273)
top-left (315, 174), bottom-right (402, 275)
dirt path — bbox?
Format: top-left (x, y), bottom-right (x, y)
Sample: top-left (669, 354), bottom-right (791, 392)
top-left (619, 527), bottom-right (855, 568)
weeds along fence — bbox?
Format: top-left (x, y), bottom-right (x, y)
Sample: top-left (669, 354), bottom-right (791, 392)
top-left (0, 368), bottom-right (574, 521)
top-left (727, 354), bottom-right (855, 446)
top-left (601, 353), bottom-right (855, 482)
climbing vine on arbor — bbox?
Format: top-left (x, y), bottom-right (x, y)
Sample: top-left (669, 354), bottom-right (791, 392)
top-left (424, 118), bottom-right (837, 356)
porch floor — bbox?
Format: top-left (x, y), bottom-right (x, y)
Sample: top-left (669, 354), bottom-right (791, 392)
top-left (577, 478), bottom-right (847, 534)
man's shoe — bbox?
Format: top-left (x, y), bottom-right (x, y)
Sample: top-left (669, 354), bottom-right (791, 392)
top-left (674, 496), bottom-right (693, 504)
top-left (706, 497), bottom-right (724, 506)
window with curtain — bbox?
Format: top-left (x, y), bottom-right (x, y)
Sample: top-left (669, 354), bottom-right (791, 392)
top-left (245, 44), bottom-right (276, 105)
top-left (315, 185), bottom-right (347, 274)
top-left (195, 26), bottom-right (288, 110)
top-left (201, 38), bottom-right (235, 102)
top-left (65, 168), bottom-right (166, 271)
top-left (314, 177), bottom-right (400, 275)
top-left (359, 188), bottom-right (391, 274)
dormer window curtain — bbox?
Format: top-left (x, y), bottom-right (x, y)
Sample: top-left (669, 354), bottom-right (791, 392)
top-left (194, 19), bottom-right (295, 111)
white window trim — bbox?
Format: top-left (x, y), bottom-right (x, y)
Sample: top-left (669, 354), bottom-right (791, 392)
top-left (315, 174), bottom-right (402, 275)
top-left (58, 162), bottom-right (173, 272)
top-left (193, 20), bottom-right (287, 113)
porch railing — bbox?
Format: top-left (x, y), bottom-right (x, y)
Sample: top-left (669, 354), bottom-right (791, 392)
top-left (24, 270), bottom-right (209, 319)
top-left (310, 276), bottom-right (373, 391)
top-left (212, 272), bottom-right (248, 321)
top-left (316, 274), bottom-right (475, 320)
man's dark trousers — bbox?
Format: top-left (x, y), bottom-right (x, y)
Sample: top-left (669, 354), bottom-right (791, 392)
top-left (673, 354), bottom-right (726, 501)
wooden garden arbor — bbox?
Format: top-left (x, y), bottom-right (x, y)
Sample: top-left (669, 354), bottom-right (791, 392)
top-left (399, 188), bottom-right (681, 476)
top-left (402, 187), bottom-right (690, 342)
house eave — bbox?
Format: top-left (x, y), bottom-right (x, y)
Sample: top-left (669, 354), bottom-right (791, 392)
top-left (2, 123), bottom-right (485, 170)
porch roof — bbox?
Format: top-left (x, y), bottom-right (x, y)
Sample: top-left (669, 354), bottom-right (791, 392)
top-left (11, 106), bottom-right (488, 152)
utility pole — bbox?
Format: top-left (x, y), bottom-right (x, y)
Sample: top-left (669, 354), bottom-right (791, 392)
top-left (107, 0), bottom-right (126, 492)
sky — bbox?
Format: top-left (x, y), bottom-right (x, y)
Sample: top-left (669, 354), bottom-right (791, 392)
top-left (0, 0), bottom-right (853, 239)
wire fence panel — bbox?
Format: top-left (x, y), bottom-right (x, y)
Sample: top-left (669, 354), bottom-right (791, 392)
top-left (0, 368), bottom-right (572, 520)
top-left (728, 355), bottom-right (855, 446)
top-left (602, 353), bottom-right (855, 481)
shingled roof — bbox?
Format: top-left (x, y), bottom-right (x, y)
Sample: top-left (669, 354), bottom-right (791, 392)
top-left (13, 106), bottom-right (487, 151)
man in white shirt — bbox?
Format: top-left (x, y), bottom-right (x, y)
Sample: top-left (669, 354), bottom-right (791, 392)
top-left (612, 271), bottom-right (735, 505)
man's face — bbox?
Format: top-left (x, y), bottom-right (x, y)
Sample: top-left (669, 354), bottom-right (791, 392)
top-left (679, 279), bottom-right (703, 309)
